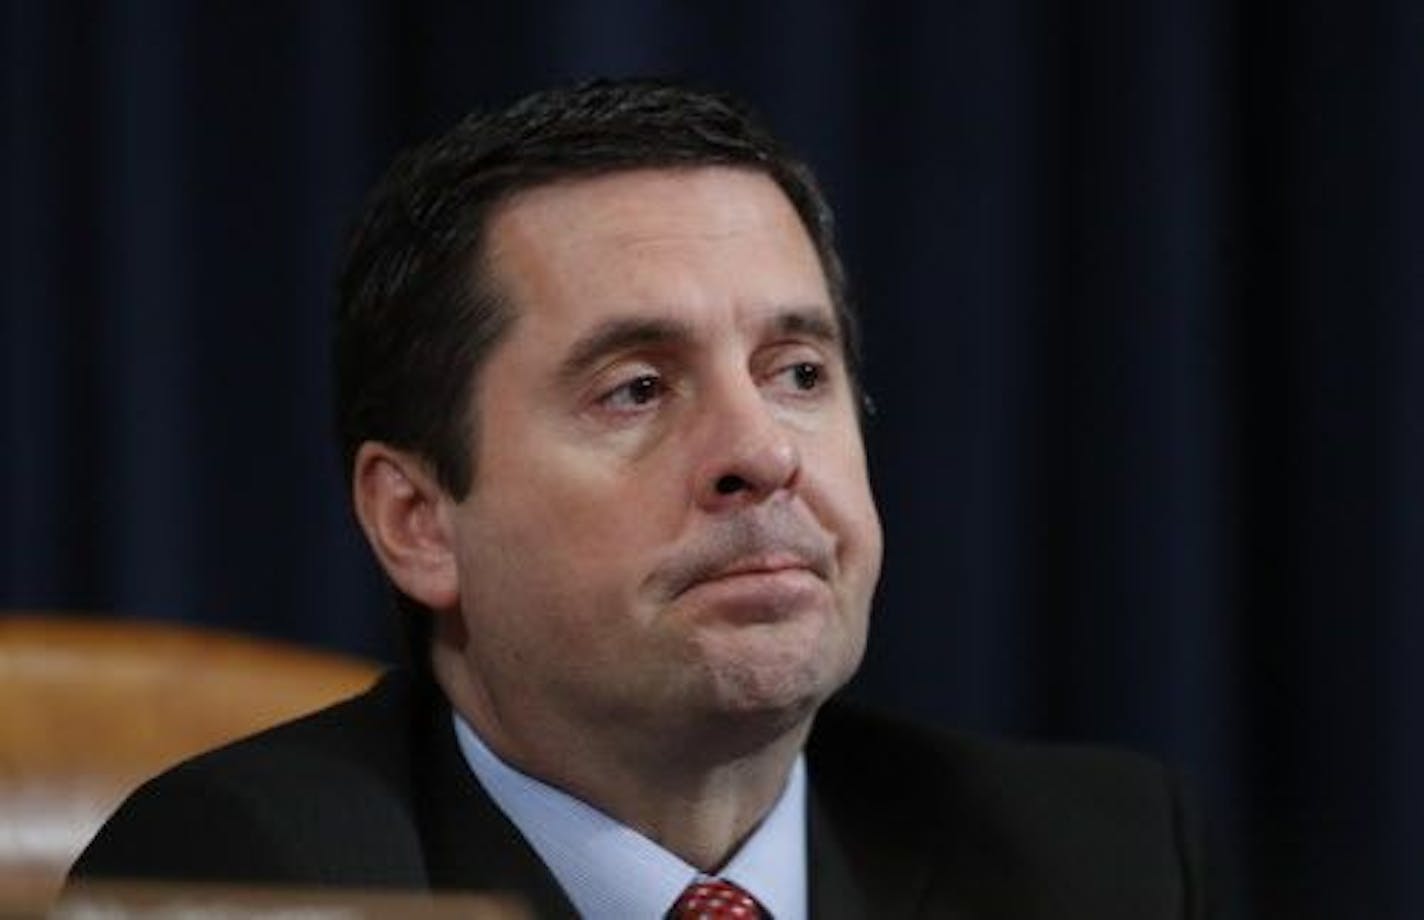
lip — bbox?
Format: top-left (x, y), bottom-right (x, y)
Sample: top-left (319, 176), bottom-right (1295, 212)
top-left (688, 553), bottom-right (823, 591)
top-left (711, 553), bottom-right (816, 579)
top-left (673, 552), bottom-right (829, 608)
top-left (678, 564), bottom-right (827, 623)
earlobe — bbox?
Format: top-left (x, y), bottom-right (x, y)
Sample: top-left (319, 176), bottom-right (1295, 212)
top-left (351, 443), bottom-right (461, 612)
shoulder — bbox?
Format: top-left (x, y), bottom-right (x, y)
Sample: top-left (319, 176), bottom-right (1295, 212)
top-left (807, 700), bottom-right (1209, 918)
top-left (68, 671), bottom-right (429, 888)
top-left (810, 697), bottom-right (1182, 826)
top-left (816, 697), bottom-right (1171, 782)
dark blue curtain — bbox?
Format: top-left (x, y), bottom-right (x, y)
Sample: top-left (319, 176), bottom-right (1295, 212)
top-left (5, 2), bottom-right (1420, 916)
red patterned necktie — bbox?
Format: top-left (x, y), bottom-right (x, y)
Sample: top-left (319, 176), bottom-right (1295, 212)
top-left (667, 878), bottom-right (768, 919)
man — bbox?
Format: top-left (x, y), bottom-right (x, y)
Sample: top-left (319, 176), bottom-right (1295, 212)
top-left (69, 80), bottom-right (1208, 918)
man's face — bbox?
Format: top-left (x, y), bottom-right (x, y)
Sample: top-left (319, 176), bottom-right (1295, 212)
top-left (441, 167), bottom-right (882, 755)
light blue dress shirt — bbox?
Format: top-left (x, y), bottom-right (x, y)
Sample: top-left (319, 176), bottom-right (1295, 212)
top-left (453, 713), bottom-right (807, 920)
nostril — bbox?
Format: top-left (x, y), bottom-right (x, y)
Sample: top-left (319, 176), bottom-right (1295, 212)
top-left (715, 474), bottom-right (747, 495)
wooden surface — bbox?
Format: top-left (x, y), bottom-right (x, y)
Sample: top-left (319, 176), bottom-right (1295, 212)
top-left (53, 880), bottom-right (532, 919)
top-left (0, 614), bottom-right (382, 915)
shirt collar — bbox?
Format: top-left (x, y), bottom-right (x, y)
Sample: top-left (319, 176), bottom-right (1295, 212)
top-left (452, 712), bottom-right (807, 920)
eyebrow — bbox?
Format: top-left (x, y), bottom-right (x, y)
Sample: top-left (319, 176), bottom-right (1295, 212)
top-left (767, 308), bottom-right (841, 349)
top-left (556, 317), bottom-right (692, 384)
top-left (555, 305), bottom-right (843, 384)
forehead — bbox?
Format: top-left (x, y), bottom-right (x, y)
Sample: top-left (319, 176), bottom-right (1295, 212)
top-left (481, 167), bottom-right (832, 339)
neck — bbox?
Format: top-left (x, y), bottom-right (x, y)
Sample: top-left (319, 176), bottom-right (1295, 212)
top-left (432, 647), bottom-right (813, 870)
top-left (588, 727), bottom-right (808, 871)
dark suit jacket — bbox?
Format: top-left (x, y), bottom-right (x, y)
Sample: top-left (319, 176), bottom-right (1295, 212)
top-left (68, 671), bottom-right (1208, 918)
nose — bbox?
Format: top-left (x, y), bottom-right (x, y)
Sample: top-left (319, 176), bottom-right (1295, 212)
top-left (693, 380), bottom-right (801, 511)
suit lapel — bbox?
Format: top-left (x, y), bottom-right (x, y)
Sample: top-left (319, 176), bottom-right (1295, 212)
top-left (806, 703), bottom-right (940, 920)
top-left (405, 678), bottom-right (580, 918)
top-left (807, 700), bottom-right (1007, 920)
top-left (807, 786), bottom-right (872, 919)
top-left (806, 780), bottom-right (940, 920)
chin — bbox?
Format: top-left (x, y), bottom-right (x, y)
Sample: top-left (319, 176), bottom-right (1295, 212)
top-left (699, 631), bottom-right (860, 728)
top-left (670, 601), bottom-right (867, 748)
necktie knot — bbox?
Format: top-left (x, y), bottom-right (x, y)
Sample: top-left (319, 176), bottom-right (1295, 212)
top-left (667, 877), bottom-right (767, 919)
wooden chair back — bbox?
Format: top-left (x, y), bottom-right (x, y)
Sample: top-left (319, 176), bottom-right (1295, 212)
top-left (0, 614), bottom-right (380, 913)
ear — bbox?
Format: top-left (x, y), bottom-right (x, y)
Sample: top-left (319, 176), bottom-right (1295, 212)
top-left (351, 442), bottom-right (460, 612)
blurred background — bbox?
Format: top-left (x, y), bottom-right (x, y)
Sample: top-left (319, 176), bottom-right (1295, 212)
top-left (4, 2), bottom-right (1421, 916)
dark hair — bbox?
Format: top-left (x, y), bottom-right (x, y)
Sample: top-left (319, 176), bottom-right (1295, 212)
top-left (334, 77), bottom-right (858, 501)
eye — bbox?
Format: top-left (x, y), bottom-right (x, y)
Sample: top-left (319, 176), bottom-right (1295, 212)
top-left (600, 373), bottom-right (665, 410)
top-left (770, 360), bottom-right (826, 394)
top-left (789, 361), bottom-right (823, 391)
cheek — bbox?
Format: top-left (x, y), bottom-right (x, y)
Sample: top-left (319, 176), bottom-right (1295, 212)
top-left (803, 436), bottom-right (883, 583)
top-left (806, 424), bottom-right (878, 516)
top-left (472, 447), bottom-right (683, 599)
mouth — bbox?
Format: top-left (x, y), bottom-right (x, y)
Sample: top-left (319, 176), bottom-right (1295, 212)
top-left (655, 509), bottom-right (837, 605)
top-left (677, 553), bottom-right (827, 597)
top-left (674, 557), bottom-right (829, 625)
